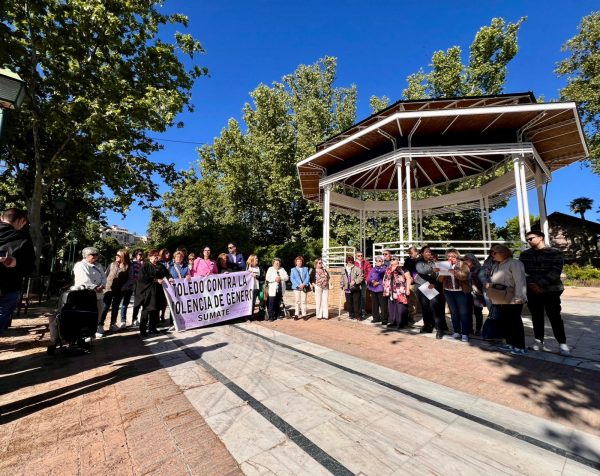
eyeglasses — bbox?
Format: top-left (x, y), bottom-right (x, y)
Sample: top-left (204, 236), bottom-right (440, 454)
top-left (90, 253), bottom-right (98, 257)
top-left (356, 255), bottom-right (363, 258)
top-left (228, 246), bottom-right (234, 250)
top-left (526, 237), bottom-right (537, 242)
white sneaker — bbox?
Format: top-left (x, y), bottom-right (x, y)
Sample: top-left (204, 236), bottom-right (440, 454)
top-left (96, 325), bottom-right (104, 335)
top-left (461, 335), bottom-right (469, 342)
top-left (559, 343), bottom-right (571, 356)
top-left (119, 322), bottom-right (127, 329)
top-left (452, 333), bottom-right (461, 339)
top-left (531, 339), bottom-right (543, 351)
top-left (109, 324), bottom-right (120, 332)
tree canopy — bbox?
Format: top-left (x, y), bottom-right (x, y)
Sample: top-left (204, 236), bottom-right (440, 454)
top-left (161, 56), bottom-right (357, 246)
top-left (557, 11), bottom-right (600, 174)
top-left (0, 0), bottom-right (206, 269)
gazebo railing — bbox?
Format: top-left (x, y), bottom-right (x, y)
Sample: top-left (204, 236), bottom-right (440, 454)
top-left (322, 246), bottom-right (355, 268)
top-left (372, 240), bottom-right (509, 263)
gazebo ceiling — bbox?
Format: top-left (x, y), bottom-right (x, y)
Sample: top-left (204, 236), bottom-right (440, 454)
top-left (298, 93), bottom-right (589, 200)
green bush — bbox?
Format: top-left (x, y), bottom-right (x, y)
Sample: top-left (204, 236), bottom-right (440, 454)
top-left (563, 264), bottom-right (600, 281)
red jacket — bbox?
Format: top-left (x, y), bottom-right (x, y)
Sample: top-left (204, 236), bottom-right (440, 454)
top-left (354, 259), bottom-right (372, 283)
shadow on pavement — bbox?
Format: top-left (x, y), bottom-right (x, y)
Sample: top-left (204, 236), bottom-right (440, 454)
top-left (0, 312), bottom-right (225, 424)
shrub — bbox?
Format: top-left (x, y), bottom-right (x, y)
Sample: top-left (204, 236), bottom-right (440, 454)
top-left (563, 264), bottom-right (600, 281)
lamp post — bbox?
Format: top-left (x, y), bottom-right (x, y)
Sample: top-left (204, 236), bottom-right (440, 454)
top-left (0, 67), bottom-right (26, 143)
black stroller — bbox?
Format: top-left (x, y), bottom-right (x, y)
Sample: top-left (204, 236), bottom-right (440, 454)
top-left (48, 288), bottom-right (98, 355)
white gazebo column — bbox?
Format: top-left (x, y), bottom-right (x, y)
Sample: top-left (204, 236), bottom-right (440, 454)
top-left (513, 154), bottom-right (529, 243)
top-left (535, 166), bottom-right (550, 245)
top-left (484, 196), bottom-right (492, 250)
top-left (519, 154), bottom-right (531, 232)
top-left (479, 197), bottom-right (487, 248)
top-left (405, 158), bottom-right (413, 244)
top-left (322, 184), bottom-right (332, 266)
top-left (396, 159), bottom-right (404, 245)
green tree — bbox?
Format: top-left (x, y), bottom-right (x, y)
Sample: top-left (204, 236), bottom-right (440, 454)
top-left (163, 56), bottom-right (357, 246)
top-left (403, 17), bottom-right (526, 99)
top-left (0, 0), bottom-right (206, 269)
top-left (569, 197), bottom-right (594, 220)
top-left (369, 95), bottom-right (390, 114)
top-left (557, 11), bottom-right (600, 174)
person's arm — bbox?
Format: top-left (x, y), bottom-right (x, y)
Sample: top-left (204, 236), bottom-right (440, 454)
top-left (302, 268), bottom-right (310, 286)
top-left (354, 267), bottom-right (364, 284)
top-left (512, 260), bottom-right (528, 302)
top-left (404, 271), bottom-right (413, 292)
top-left (280, 268), bottom-right (289, 283)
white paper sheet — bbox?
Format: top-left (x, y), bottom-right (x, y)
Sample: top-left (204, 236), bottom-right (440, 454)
top-left (435, 260), bottom-right (452, 276)
top-left (418, 281), bottom-right (439, 300)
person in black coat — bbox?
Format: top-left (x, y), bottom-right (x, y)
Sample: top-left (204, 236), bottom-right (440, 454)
top-left (135, 249), bottom-right (170, 337)
top-left (0, 208), bottom-right (35, 334)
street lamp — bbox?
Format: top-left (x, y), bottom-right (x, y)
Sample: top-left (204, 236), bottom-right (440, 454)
top-left (0, 67), bottom-right (26, 143)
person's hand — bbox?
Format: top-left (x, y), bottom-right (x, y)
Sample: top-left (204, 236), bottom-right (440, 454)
top-left (299, 284), bottom-right (304, 290)
top-left (94, 285), bottom-right (103, 293)
top-left (447, 269), bottom-right (455, 275)
top-left (528, 283), bottom-right (544, 294)
top-left (485, 283), bottom-right (490, 289)
top-left (169, 278), bottom-right (175, 284)
top-left (373, 280), bottom-right (379, 286)
top-left (432, 267), bottom-right (440, 273)
top-left (428, 284), bottom-right (435, 289)
top-left (157, 278), bottom-right (164, 284)
top-left (406, 289), bottom-right (411, 296)
top-left (0, 256), bottom-right (16, 267)
top-left (275, 276), bottom-right (281, 283)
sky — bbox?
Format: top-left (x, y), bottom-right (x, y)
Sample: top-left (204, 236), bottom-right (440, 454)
top-left (106, 0), bottom-right (600, 236)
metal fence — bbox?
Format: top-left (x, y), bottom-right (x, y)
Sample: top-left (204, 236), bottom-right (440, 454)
top-left (322, 246), bottom-right (356, 268)
top-left (372, 240), bottom-right (510, 263)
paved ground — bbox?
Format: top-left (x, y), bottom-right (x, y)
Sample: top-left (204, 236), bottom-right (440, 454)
top-left (0, 288), bottom-right (598, 475)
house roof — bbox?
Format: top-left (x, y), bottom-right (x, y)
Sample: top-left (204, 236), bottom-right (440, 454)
top-left (548, 212), bottom-right (600, 233)
top-left (298, 93), bottom-right (589, 201)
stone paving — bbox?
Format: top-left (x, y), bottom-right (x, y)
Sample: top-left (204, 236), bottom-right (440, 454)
top-left (0, 287), bottom-right (598, 475)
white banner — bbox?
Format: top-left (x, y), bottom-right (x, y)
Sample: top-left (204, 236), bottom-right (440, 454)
top-left (163, 272), bottom-right (255, 331)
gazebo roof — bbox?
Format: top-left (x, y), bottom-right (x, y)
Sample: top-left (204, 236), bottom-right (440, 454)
top-left (298, 93), bottom-right (589, 201)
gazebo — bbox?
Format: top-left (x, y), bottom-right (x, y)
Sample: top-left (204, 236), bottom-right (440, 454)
top-left (297, 93), bottom-right (589, 265)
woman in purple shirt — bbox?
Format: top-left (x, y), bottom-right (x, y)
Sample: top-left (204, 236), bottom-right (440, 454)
top-left (367, 256), bottom-right (388, 324)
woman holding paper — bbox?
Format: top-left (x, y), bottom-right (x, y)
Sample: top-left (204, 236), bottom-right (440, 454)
top-left (415, 246), bottom-right (447, 339)
top-left (440, 249), bottom-right (472, 342)
top-left (383, 257), bottom-right (412, 329)
top-left (265, 258), bottom-right (288, 321)
top-left (246, 254), bottom-right (262, 320)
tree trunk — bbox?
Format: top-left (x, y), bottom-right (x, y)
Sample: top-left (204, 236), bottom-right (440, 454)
top-left (29, 121), bottom-right (44, 275)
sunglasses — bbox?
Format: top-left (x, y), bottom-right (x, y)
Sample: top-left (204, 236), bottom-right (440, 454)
top-left (526, 237), bottom-right (537, 241)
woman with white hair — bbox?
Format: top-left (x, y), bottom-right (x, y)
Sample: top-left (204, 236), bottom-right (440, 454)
top-left (72, 247), bottom-right (107, 335)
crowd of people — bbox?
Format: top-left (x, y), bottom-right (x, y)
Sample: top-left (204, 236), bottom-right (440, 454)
top-left (62, 241), bottom-right (570, 357)
top-left (0, 206), bottom-right (572, 358)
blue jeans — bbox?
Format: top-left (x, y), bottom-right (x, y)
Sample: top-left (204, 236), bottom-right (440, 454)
top-left (0, 291), bottom-right (21, 333)
top-left (444, 290), bottom-right (473, 335)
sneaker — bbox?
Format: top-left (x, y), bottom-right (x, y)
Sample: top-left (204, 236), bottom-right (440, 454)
top-left (96, 325), bottom-right (104, 335)
top-left (510, 348), bottom-right (527, 356)
top-left (132, 319), bottom-right (139, 327)
top-left (531, 339), bottom-right (543, 351)
top-left (559, 343), bottom-right (571, 356)
top-left (109, 324), bottom-right (120, 332)
top-left (435, 330), bottom-right (444, 340)
top-left (497, 344), bottom-right (513, 351)
top-left (452, 333), bottom-right (461, 339)
top-left (461, 335), bottom-right (469, 342)
top-left (95, 332), bottom-right (104, 339)
top-left (119, 322), bottom-right (127, 329)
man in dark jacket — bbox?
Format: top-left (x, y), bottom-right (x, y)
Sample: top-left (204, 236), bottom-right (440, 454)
top-left (0, 208), bottom-right (35, 333)
top-left (519, 230), bottom-right (569, 355)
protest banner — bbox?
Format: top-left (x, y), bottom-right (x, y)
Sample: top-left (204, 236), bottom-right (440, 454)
top-left (163, 271), bottom-right (255, 331)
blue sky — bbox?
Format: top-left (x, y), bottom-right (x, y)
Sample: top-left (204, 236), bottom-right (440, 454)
top-left (107, 0), bottom-right (600, 236)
